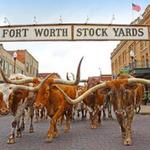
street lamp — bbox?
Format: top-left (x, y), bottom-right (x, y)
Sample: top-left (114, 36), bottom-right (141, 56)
top-left (129, 50), bottom-right (135, 70)
top-left (13, 52), bottom-right (17, 74)
top-left (99, 67), bottom-right (102, 81)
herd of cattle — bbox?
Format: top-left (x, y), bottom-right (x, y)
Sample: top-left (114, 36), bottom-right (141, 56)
top-left (0, 57), bottom-right (150, 146)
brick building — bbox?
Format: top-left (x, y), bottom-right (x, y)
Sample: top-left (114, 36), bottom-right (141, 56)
top-left (0, 44), bottom-right (38, 80)
top-left (8, 50), bottom-right (38, 77)
top-left (88, 74), bottom-right (112, 82)
top-left (111, 5), bottom-right (150, 79)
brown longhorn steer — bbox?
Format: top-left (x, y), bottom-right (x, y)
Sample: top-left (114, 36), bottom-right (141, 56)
top-left (0, 74), bottom-right (41, 144)
top-left (6, 57), bottom-right (83, 143)
top-left (83, 77), bottom-right (106, 128)
top-left (0, 70), bottom-right (54, 144)
top-left (56, 77), bottom-right (150, 146)
top-left (34, 73), bottom-right (77, 142)
top-left (79, 77), bottom-right (111, 128)
top-left (33, 57), bottom-right (83, 142)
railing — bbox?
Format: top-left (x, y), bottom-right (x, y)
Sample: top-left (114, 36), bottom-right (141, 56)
top-left (129, 60), bottom-right (150, 69)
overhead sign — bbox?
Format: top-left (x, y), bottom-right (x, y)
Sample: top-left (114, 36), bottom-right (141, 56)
top-left (74, 25), bottom-right (149, 40)
top-left (0, 24), bottom-right (149, 41)
top-left (0, 25), bottom-right (72, 41)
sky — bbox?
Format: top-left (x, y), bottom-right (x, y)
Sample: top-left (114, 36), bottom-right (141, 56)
top-left (0, 0), bottom-right (149, 79)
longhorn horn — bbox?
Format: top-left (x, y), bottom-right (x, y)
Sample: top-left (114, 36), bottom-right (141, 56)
top-left (9, 73), bottom-right (53, 92)
top-left (128, 78), bottom-right (150, 85)
top-left (55, 82), bottom-right (107, 104)
top-left (66, 72), bottom-right (70, 80)
top-left (0, 66), bottom-right (38, 84)
top-left (55, 78), bottom-right (150, 105)
top-left (52, 56), bottom-right (83, 85)
top-left (66, 72), bottom-right (75, 80)
top-left (70, 72), bottom-right (75, 80)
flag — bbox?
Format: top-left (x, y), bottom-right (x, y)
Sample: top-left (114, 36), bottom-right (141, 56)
top-left (132, 3), bottom-right (141, 12)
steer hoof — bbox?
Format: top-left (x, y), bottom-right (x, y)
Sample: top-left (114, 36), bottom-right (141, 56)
top-left (7, 138), bottom-right (16, 144)
top-left (16, 133), bottom-right (22, 138)
top-left (29, 127), bottom-right (34, 133)
top-left (45, 137), bottom-right (53, 143)
top-left (91, 124), bottom-right (97, 129)
top-left (53, 132), bottom-right (59, 138)
top-left (21, 124), bottom-right (25, 131)
top-left (123, 138), bottom-right (132, 146)
top-left (64, 128), bottom-right (70, 133)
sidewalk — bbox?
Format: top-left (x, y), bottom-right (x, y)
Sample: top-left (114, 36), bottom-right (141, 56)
top-left (139, 105), bottom-right (150, 115)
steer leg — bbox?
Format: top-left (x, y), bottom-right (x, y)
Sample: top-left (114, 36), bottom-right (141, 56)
top-left (90, 107), bottom-right (100, 129)
top-left (108, 103), bottom-right (113, 119)
top-left (7, 99), bottom-right (28, 144)
top-left (102, 108), bottom-right (106, 120)
top-left (28, 106), bottom-right (34, 133)
top-left (89, 111), bottom-right (94, 128)
top-left (123, 107), bottom-right (134, 146)
top-left (34, 109), bottom-right (39, 122)
top-left (87, 106), bottom-right (96, 129)
top-left (64, 110), bottom-right (72, 133)
top-left (115, 112), bottom-right (126, 140)
top-left (46, 108), bottom-right (64, 142)
top-left (98, 109), bottom-right (102, 126)
top-left (7, 120), bottom-right (17, 144)
top-left (20, 111), bottom-right (25, 131)
top-left (16, 120), bottom-right (22, 138)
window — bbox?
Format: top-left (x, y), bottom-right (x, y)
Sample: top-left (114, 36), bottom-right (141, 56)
top-left (26, 62), bottom-right (29, 73)
top-left (5, 61), bottom-right (8, 75)
top-left (146, 53), bottom-right (149, 68)
top-left (129, 44), bottom-right (136, 56)
top-left (9, 64), bottom-right (13, 74)
top-left (3, 60), bottom-right (5, 71)
top-left (140, 41), bottom-right (147, 51)
top-left (118, 55), bottom-right (121, 69)
top-left (0, 57), bottom-right (2, 66)
top-left (141, 55), bottom-right (145, 67)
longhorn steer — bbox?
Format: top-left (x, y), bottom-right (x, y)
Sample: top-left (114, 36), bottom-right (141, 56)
top-left (33, 57), bottom-right (83, 142)
top-left (56, 76), bottom-right (150, 145)
top-left (7, 57), bottom-right (83, 143)
top-left (0, 74), bottom-right (40, 144)
top-left (79, 77), bottom-right (111, 128)
top-left (0, 70), bottom-right (52, 144)
top-left (34, 73), bottom-right (77, 142)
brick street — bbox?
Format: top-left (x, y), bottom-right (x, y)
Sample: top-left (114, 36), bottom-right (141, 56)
top-left (0, 114), bottom-right (150, 150)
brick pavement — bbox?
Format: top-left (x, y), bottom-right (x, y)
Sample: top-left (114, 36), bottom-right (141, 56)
top-left (0, 114), bottom-right (150, 150)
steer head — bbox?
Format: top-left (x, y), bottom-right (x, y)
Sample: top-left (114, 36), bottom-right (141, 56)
top-left (33, 75), bottom-right (57, 110)
top-left (0, 92), bottom-right (9, 115)
top-left (106, 80), bottom-right (128, 118)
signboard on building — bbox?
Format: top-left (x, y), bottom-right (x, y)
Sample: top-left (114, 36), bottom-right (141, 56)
top-left (0, 24), bottom-right (149, 41)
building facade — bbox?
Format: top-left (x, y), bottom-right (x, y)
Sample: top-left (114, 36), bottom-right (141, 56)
top-left (0, 44), bottom-right (38, 80)
top-left (111, 5), bottom-right (150, 79)
top-left (88, 74), bottom-right (112, 82)
top-left (8, 50), bottom-right (38, 77)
